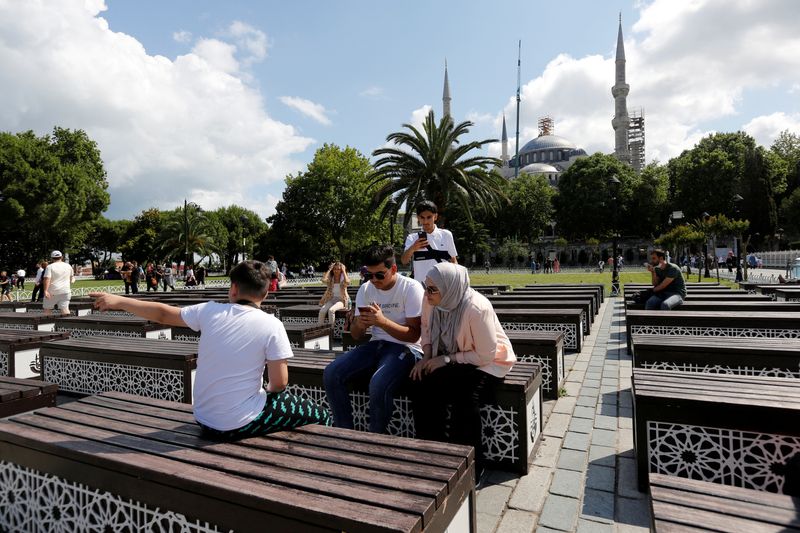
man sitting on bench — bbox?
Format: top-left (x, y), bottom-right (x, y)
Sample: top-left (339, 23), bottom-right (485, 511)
top-left (645, 248), bottom-right (687, 310)
top-left (90, 260), bottom-right (330, 439)
top-left (324, 244), bottom-right (424, 433)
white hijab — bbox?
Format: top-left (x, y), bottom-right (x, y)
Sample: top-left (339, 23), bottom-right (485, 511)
top-left (427, 263), bottom-right (473, 358)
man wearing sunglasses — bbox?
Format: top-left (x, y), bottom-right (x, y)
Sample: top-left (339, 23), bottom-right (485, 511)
top-left (323, 244), bottom-right (424, 434)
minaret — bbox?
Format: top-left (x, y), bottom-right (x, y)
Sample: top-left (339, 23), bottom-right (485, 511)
top-left (612, 14), bottom-right (630, 164)
top-left (501, 114), bottom-right (509, 166)
top-left (442, 60), bottom-right (451, 121)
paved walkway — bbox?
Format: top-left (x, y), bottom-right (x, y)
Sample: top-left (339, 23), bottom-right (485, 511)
top-left (477, 298), bottom-right (651, 532)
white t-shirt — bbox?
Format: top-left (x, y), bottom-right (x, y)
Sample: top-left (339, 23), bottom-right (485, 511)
top-left (43, 262), bottom-right (73, 295)
top-left (355, 274), bottom-right (424, 350)
top-left (404, 226), bottom-right (458, 283)
top-left (34, 267), bottom-right (44, 283)
top-left (16, 269), bottom-right (25, 278)
top-left (181, 302), bottom-right (293, 431)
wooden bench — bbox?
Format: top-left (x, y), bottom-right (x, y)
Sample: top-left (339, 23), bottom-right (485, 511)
top-left (632, 369), bottom-right (800, 493)
top-left (0, 302), bottom-right (26, 313)
top-left (284, 323), bottom-right (333, 350)
top-left (286, 350), bottom-right (543, 474)
top-left (625, 310), bottom-right (800, 353)
top-left (525, 283), bottom-right (605, 301)
top-left (54, 315), bottom-right (172, 340)
top-left (631, 335), bottom-right (800, 378)
top-left (500, 290), bottom-right (600, 315)
top-left (514, 284), bottom-right (605, 303)
top-left (280, 305), bottom-right (348, 340)
top-left (0, 377), bottom-right (58, 418)
top-left (649, 473), bottom-right (800, 532)
top-left (507, 331), bottom-right (566, 399)
top-left (0, 391), bottom-right (476, 532)
top-left (40, 337), bottom-right (198, 403)
top-left (624, 294), bottom-right (773, 309)
top-left (776, 288), bottom-right (800, 302)
top-left (23, 301), bottom-right (94, 316)
top-left (495, 308), bottom-right (584, 352)
top-left (0, 329), bottom-right (70, 378)
top-left (0, 312), bottom-right (56, 332)
top-left (488, 299), bottom-right (593, 334)
top-left (625, 300), bottom-right (800, 312)
top-left (491, 294), bottom-right (597, 316)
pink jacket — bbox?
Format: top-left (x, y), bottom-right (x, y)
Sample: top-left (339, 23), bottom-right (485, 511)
top-left (421, 291), bottom-right (516, 378)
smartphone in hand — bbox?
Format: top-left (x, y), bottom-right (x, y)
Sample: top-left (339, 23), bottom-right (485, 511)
top-left (358, 306), bottom-right (373, 314)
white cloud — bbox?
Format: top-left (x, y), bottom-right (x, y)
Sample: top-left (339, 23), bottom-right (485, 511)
top-left (172, 30), bottom-right (192, 43)
top-left (743, 112), bottom-right (800, 147)
top-left (279, 96), bottom-right (333, 126)
top-left (0, 0), bottom-right (313, 219)
top-left (225, 21), bottom-right (268, 65)
top-left (359, 86), bottom-right (387, 99)
top-left (466, 111), bottom-right (493, 127)
top-left (410, 104), bottom-right (433, 129)
top-left (497, 0), bottom-right (800, 163)
top-left (192, 38), bottom-right (239, 74)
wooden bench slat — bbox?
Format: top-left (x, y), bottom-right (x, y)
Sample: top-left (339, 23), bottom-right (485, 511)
top-left (0, 387), bottom-right (22, 401)
top-left (26, 408), bottom-right (439, 524)
top-left (0, 418), bottom-right (424, 532)
top-left (56, 399), bottom-right (452, 502)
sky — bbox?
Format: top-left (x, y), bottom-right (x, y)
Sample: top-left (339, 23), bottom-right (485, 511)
top-left (1, 0), bottom-right (799, 220)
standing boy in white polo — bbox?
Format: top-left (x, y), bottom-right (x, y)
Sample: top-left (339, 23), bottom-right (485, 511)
top-left (401, 200), bottom-right (458, 283)
top-left (42, 251), bottom-right (74, 317)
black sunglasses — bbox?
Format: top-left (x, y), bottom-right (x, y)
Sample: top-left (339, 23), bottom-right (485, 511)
top-left (363, 268), bottom-right (390, 281)
top-left (425, 286), bottom-right (439, 294)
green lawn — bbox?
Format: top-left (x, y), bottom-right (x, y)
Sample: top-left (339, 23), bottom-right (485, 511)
top-left (71, 276), bottom-right (228, 289)
top-left (467, 271), bottom-right (654, 291)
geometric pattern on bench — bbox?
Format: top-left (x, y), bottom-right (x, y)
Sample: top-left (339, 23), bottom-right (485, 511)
top-left (0, 323), bottom-right (36, 331)
top-left (501, 322), bottom-right (577, 350)
top-left (641, 361), bottom-right (800, 379)
top-left (54, 327), bottom-right (169, 340)
top-left (42, 356), bottom-right (185, 402)
top-left (285, 383), bottom-right (540, 464)
top-left (517, 354), bottom-right (555, 393)
top-left (174, 333), bottom-right (200, 342)
top-left (0, 351), bottom-right (7, 377)
top-left (630, 325), bottom-right (800, 340)
top-left (281, 316), bottom-right (346, 340)
top-left (0, 462), bottom-right (225, 533)
top-left (648, 421), bottom-right (800, 494)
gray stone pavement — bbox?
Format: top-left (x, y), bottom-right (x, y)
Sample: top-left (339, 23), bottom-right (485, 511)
top-left (477, 298), bottom-right (652, 532)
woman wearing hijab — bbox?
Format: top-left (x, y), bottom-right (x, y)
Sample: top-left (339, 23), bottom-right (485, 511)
top-left (410, 262), bottom-right (516, 474)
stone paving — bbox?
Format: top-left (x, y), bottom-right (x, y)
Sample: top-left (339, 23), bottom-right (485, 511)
top-left (477, 297), bottom-right (652, 532)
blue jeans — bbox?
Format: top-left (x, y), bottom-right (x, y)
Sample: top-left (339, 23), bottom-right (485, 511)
top-left (645, 293), bottom-right (684, 310)
top-left (323, 340), bottom-right (418, 433)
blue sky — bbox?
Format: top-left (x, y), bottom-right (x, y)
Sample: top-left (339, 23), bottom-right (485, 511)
top-left (101, 0), bottom-right (642, 159)
top-left (1, 0), bottom-right (799, 219)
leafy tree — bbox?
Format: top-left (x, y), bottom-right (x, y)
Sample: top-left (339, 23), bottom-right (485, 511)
top-left (489, 173), bottom-right (555, 244)
top-left (444, 211), bottom-right (491, 267)
top-left (781, 188), bottom-right (800, 241)
top-left (668, 132), bottom-right (778, 245)
top-left (214, 206), bottom-right (267, 271)
top-left (0, 128), bottom-right (109, 268)
top-left (554, 153), bottom-right (636, 240)
top-left (771, 130), bottom-right (800, 197)
top-left (267, 144), bottom-right (389, 267)
top-left (159, 201), bottom-right (219, 268)
top-left (78, 217), bottom-right (129, 274)
top-left (655, 224), bottom-right (704, 273)
top-left (496, 238), bottom-right (529, 268)
top-left (629, 162), bottom-right (670, 238)
top-left (118, 208), bottom-right (165, 263)
top-left (370, 110), bottom-right (505, 227)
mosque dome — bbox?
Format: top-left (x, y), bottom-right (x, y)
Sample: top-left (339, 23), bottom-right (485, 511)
top-left (521, 163), bottom-right (559, 174)
top-left (519, 135), bottom-right (577, 154)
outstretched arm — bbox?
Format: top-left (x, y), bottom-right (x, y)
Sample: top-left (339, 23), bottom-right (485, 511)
top-left (90, 292), bottom-right (187, 327)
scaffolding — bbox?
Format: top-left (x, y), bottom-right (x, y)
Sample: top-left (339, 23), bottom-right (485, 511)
top-left (538, 116), bottom-right (554, 137)
top-left (628, 107), bottom-right (645, 173)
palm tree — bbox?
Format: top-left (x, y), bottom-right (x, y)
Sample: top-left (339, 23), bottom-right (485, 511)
top-left (160, 200), bottom-right (218, 269)
top-left (370, 110), bottom-right (505, 227)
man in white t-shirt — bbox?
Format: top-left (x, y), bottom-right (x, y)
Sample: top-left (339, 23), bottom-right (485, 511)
top-left (324, 244), bottom-right (424, 433)
top-left (90, 260), bottom-right (330, 437)
top-left (401, 200), bottom-right (458, 283)
top-left (43, 251), bottom-right (74, 316)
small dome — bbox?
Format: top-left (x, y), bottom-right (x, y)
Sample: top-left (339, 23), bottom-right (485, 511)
top-left (519, 134), bottom-right (577, 154)
top-left (521, 163), bottom-right (559, 174)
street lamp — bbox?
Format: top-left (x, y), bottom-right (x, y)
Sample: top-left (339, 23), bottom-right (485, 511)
top-left (386, 199), bottom-right (397, 246)
top-left (732, 195), bottom-right (744, 282)
top-left (239, 214), bottom-right (249, 262)
top-left (609, 175), bottom-right (621, 296)
top-left (701, 211), bottom-right (711, 278)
